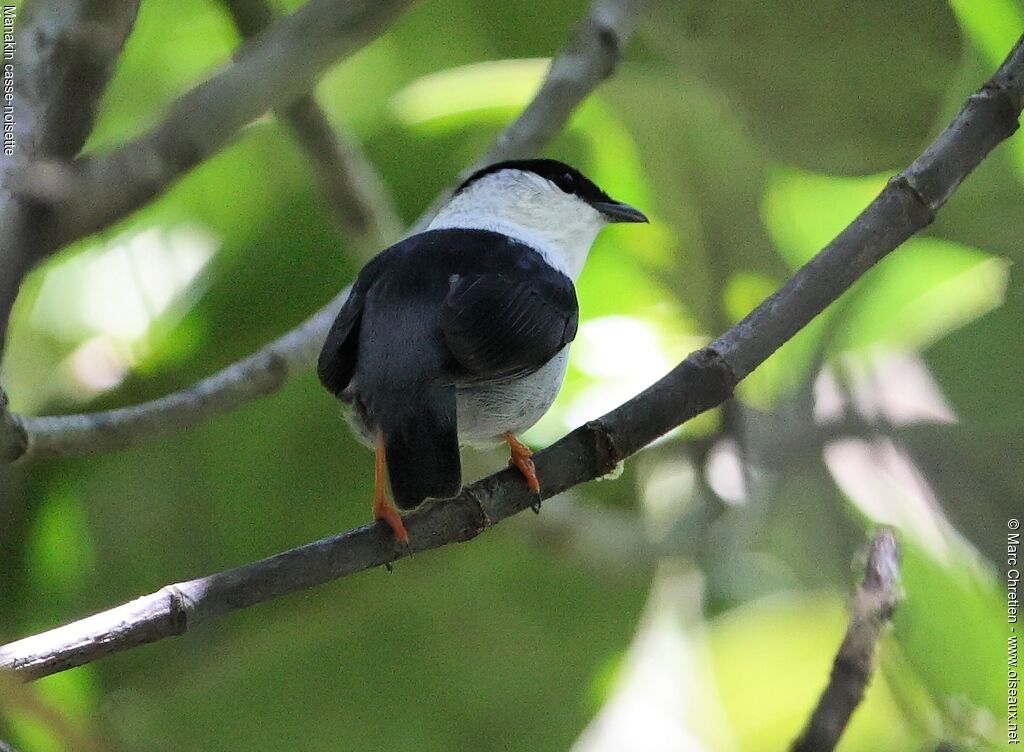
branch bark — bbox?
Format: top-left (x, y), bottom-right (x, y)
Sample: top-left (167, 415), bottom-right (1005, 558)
top-left (0, 0), bottom-right (413, 368)
top-left (791, 529), bottom-right (903, 752)
top-left (0, 388), bottom-right (25, 463)
top-left (2, 0), bottom-right (653, 463)
top-left (1, 36), bottom-right (1021, 681)
top-left (17, 0), bottom-right (413, 259)
top-left (17, 295), bottom-right (339, 459)
top-left (0, 0), bottom-right (140, 347)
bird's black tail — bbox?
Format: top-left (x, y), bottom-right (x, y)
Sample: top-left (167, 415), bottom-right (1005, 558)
top-left (382, 383), bottom-right (461, 510)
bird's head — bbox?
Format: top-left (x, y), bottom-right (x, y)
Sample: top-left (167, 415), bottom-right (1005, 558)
top-left (427, 159), bottom-right (648, 279)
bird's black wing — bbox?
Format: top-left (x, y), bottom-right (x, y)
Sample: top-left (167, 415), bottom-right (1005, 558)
top-left (440, 261), bottom-right (578, 383)
top-left (316, 253), bottom-right (390, 396)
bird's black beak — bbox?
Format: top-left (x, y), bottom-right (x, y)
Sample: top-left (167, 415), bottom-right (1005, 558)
top-left (593, 200), bottom-right (649, 224)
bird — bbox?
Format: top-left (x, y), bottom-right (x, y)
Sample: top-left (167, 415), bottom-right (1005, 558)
top-left (317, 158), bottom-right (647, 544)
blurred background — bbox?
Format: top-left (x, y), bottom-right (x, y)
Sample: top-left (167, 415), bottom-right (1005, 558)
top-left (0, 0), bottom-right (1019, 750)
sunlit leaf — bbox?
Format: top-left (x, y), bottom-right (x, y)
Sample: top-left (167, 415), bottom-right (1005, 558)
top-left (839, 238), bottom-right (1008, 353)
top-left (761, 169), bottom-right (889, 268)
top-left (894, 541), bottom-right (1005, 737)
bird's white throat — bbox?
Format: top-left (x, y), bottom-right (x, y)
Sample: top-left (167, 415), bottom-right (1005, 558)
top-left (427, 169), bottom-right (606, 280)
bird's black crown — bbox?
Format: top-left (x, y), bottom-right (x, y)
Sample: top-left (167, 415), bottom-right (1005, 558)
top-left (455, 159), bottom-right (614, 206)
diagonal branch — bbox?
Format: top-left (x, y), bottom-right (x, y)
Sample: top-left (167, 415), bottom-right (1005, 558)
top-left (16, 0), bottom-right (413, 261)
top-left (1, 35), bottom-right (1021, 681)
top-left (2, 0), bottom-right (653, 463)
top-left (0, 0), bottom-right (414, 363)
top-left (791, 529), bottom-right (903, 752)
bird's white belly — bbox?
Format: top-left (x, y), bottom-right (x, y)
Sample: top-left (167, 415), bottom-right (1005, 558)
top-left (456, 347), bottom-right (569, 447)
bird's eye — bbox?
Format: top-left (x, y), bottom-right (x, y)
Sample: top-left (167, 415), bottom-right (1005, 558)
top-left (555, 172), bottom-right (576, 193)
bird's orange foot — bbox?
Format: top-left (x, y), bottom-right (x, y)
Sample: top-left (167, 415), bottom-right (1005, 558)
top-left (503, 431), bottom-right (540, 495)
top-left (373, 493), bottom-right (409, 546)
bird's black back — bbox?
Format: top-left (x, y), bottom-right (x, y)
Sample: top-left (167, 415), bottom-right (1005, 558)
top-left (318, 228), bottom-right (578, 509)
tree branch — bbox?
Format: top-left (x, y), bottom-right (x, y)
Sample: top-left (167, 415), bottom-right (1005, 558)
top-left (1, 36), bottom-right (1021, 681)
top-left (791, 529), bottom-right (903, 752)
top-left (17, 292), bottom-right (341, 459)
top-left (222, 0), bottom-right (402, 254)
top-left (0, 388), bottom-right (26, 463)
top-left (16, 0), bottom-right (413, 260)
top-left (0, 0), bottom-right (413, 366)
top-left (2, 0), bottom-right (653, 463)
top-left (0, 0), bottom-right (140, 182)
top-left (0, 0), bottom-right (140, 347)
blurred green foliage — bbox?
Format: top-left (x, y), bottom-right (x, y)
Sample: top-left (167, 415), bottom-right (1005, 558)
top-left (1, 0), bottom-right (1020, 750)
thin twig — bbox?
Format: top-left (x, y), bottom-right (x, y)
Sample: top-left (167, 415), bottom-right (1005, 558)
top-left (1, 36), bottom-right (1021, 681)
top-left (791, 529), bottom-right (903, 752)
top-left (2, 0), bottom-right (653, 463)
top-left (223, 0), bottom-right (401, 254)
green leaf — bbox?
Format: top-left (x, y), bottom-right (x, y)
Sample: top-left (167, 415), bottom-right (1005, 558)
top-left (647, 0), bottom-right (962, 173)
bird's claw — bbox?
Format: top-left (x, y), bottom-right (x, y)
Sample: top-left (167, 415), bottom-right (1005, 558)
top-left (504, 431), bottom-right (541, 495)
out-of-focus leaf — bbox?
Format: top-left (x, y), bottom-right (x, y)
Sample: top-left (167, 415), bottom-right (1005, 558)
top-left (901, 424), bottom-right (1024, 564)
top-left (894, 542), bottom-right (1005, 732)
top-left (24, 487), bottom-right (96, 617)
top-left (647, 0), bottom-right (961, 173)
top-left (761, 169), bottom-right (888, 269)
top-left (604, 67), bottom-right (785, 330)
top-left (835, 239), bottom-right (1009, 352)
top-left (927, 283), bottom-right (1024, 431)
top-left (391, 58), bottom-right (549, 125)
top-left (757, 168), bottom-right (1009, 407)
top-left (2, 670), bottom-right (99, 752)
top-left (85, 0), bottom-right (237, 151)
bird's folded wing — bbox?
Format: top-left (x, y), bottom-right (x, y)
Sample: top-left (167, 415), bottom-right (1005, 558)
top-left (317, 252), bottom-right (392, 396)
top-left (317, 291), bottom-right (364, 396)
top-left (440, 269), bottom-right (578, 383)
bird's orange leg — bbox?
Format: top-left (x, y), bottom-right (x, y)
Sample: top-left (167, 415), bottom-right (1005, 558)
top-left (373, 431), bottom-right (409, 545)
top-left (503, 431), bottom-right (540, 495)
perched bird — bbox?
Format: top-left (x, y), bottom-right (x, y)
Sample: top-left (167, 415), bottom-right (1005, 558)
top-left (317, 159), bottom-right (647, 543)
